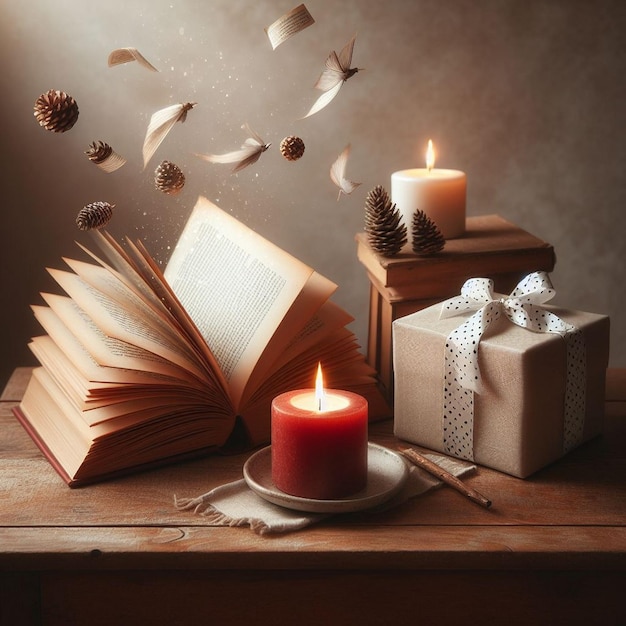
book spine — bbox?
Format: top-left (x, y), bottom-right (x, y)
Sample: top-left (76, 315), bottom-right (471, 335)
top-left (357, 241), bottom-right (555, 298)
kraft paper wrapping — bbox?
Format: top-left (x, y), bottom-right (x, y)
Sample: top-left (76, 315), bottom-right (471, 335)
top-left (392, 292), bottom-right (609, 478)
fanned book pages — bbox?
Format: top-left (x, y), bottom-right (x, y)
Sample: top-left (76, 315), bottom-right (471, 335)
top-left (14, 196), bottom-right (390, 486)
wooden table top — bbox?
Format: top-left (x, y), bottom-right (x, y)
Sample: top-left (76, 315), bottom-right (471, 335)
top-left (1, 366), bottom-right (625, 574)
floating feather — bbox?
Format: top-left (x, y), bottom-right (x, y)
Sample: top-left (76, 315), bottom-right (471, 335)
top-left (330, 144), bottom-right (361, 200)
top-left (196, 123), bottom-right (271, 173)
top-left (303, 34), bottom-right (360, 119)
top-left (142, 102), bottom-right (196, 169)
top-left (108, 47), bottom-right (159, 72)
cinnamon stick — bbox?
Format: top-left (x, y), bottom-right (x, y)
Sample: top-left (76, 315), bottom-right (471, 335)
top-left (400, 448), bottom-right (492, 509)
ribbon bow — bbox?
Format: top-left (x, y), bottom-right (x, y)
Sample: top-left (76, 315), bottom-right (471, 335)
top-left (440, 272), bottom-right (574, 393)
top-left (438, 271), bottom-right (586, 461)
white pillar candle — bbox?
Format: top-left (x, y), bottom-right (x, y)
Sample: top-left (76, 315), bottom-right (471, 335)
top-left (391, 140), bottom-right (467, 240)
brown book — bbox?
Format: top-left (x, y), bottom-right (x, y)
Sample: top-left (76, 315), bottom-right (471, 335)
top-left (356, 214), bottom-right (556, 300)
top-left (15, 196), bottom-right (389, 486)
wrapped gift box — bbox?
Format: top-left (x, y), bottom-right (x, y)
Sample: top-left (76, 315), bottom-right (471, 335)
top-left (392, 277), bottom-right (610, 478)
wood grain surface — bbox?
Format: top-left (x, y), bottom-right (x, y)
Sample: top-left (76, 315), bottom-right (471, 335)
top-left (1, 368), bottom-right (624, 625)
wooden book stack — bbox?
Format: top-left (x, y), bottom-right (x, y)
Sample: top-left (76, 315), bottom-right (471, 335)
top-left (356, 214), bottom-right (556, 402)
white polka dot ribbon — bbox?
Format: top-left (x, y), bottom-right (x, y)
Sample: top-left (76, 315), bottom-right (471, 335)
top-left (439, 272), bottom-right (586, 461)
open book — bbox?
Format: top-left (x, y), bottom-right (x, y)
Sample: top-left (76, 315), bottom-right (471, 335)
top-left (15, 196), bottom-right (390, 486)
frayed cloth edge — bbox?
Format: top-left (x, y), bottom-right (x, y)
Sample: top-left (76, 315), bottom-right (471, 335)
top-left (174, 494), bottom-right (299, 535)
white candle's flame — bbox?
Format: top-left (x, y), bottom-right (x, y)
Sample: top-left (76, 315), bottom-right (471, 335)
top-left (426, 139), bottom-right (435, 172)
top-left (315, 362), bottom-right (326, 412)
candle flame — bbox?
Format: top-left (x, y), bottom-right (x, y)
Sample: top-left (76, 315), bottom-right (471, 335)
top-left (426, 139), bottom-right (435, 172)
top-left (315, 362), bottom-right (326, 412)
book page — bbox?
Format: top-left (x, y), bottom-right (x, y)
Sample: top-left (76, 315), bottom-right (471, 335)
top-left (265, 4), bottom-right (315, 50)
top-left (20, 368), bottom-right (93, 480)
top-left (30, 305), bottom-right (189, 387)
top-left (164, 196), bottom-right (330, 408)
top-left (240, 298), bottom-right (352, 406)
top-left (20, 368), bottom-right (234, 482)
top-left (29, 335), bottom-right (116, 409)
top-left (28, 335), bottom-right (209, 417)
top-left (62, 257), bottom-right (207, 374)
top-left (85, 231), bottom-right (230, 399)
top-left (84, 232), bottom-right (199, 344)
top-left (48, 267), bottom-right (208, 381)
top-left (250, 329), bottom-right (374, 402)
top-left (38, 291), bottom-right (200, 382)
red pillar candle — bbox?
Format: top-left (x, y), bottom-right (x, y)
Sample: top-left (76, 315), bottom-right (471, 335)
top-left (271, 387), bottom-right (368, 499)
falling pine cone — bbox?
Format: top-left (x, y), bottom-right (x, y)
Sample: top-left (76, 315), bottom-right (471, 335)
top-left (85, 140), bottom-right (127, 173)
top-left (86, 140), bottom-right (113, 163)
top-left (34, 89), bottom-right (79, 133)
top-left (411, 209), bottom-right (445, 255)
top-left (363, 185), bottom-right (407, 257)
top-left (76, 201), bottom-right (115, 231)
top-left (280, 136), bottom-right (305, 161)
top-left (155, 160), bottom-right (185, 194)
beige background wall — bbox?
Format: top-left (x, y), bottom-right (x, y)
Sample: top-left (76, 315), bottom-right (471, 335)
top-left (0, 0), bottom-right (624, 389)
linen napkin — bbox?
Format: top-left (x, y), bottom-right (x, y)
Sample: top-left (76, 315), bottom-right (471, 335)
top-left (174, 450), bottom-right (476, 535)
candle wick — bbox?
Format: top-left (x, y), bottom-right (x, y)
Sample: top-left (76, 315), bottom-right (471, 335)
top-left (317, 391), bottom-right (326, 412)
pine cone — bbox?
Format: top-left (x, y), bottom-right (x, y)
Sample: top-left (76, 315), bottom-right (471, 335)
top-left (155, 160), bottom-right (185, 194)
top-left (363, 185), bottom-right (407, 257)
top-left (411, 209), bottom-right (445, 255)
top-left (86, 140), bottom-right (113, 164)
top-left (85, 140), bottom-right (126, 173)
top-left (279, 136), bottom-right (305, 161)
top-left (76, 201), bottom-right (115, 231)
top-left (34, 89), bottom-right (79, 133)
